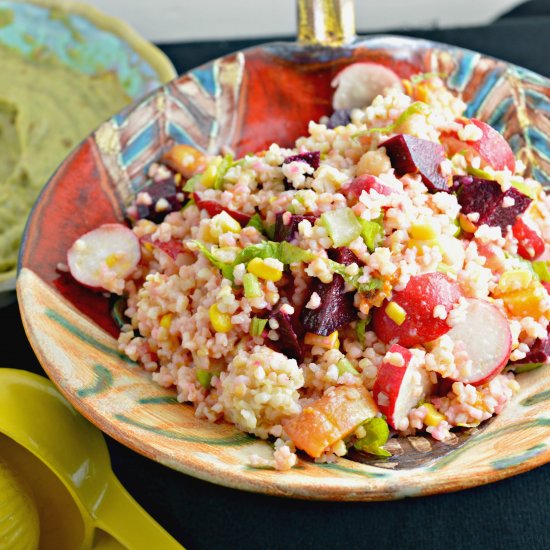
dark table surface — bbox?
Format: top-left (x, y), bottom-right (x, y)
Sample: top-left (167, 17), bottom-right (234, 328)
top-left (9, 8), bottom-right (550, 550)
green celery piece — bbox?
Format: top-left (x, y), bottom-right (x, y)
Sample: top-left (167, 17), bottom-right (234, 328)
top-left (246, 213), bottom-right (265, 234)
top-left (353, 102), bottom-right (430, 138)
top-left (512, 362), bottom-right (545, 374)
top-left (320, 208), bottom-right (362, 247)
top-left (243, 273), bottom-right (262, 298)
top-left (532, 261), bottom-right (550, 282)
top-left (183, 174), bottom-right (201, 192)
top-left (213, 154), bottom-right (234, 190)
top-left (327, 259), bottom-right (382, 294)
top-left (359, 216), bottom-right (384, 252)
top-left (466, 166), bottom-right (493, 180)
top-left (354, 417), bottom-right (391, 457)
top-left (196, 369), bottom-right (213, 388)
top-left (191, 241), bottom-right (235, 280)
top-left (337, 358), bottom-right (359, 375)
top-left (511, 180), bottom-right (538, 200)
top-left (356, 318), bottom-right (367, 347)
top-left (250, 317), bottom-right (268, 337)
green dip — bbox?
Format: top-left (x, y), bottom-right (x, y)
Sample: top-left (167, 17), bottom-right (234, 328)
top-left (0, 44), bottom-right (131, 275)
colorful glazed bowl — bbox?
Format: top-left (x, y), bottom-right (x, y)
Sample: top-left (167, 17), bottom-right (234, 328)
top-left (0, 0), bottom-right (176, 295)
top-left (17, 1), bottom-right (550, 500)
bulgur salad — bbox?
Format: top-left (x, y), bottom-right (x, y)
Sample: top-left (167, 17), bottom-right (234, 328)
top-left (66, 65), bottom-right (550, 470)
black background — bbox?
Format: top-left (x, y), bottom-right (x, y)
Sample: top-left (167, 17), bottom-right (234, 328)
top-left (9, 3), bottom-right (550, 549)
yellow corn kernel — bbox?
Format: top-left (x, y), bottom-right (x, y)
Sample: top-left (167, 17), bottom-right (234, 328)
top-left (200, 158), bottom-right (222, 188)
top-left (459, 214), bottom-right (477, 234)
top-left (247, 257), bottom-right (283, 282)
top-left (385, 301), bottom-right (407, 326)
top-left (208, 304), bottom-right (232, 333)
top-left (498, 270), bottom-right (533, 294)
top-left (105, 253), bottom-right (118, 268)
top-left (160, 313), bottom-right (173, 329)
top-left (501, 282), bottom-right (548, 319)
top-left (423, 403), bottom-right (446, 427)
top-left (407, 238), bottom-right (440, 255)
top-left (410, 221), bottom-right (438, 241)
top-left (211, 211), bottom-right (241, 234)
top-left (142, 241), bottom-right (154, 253)
top-left (304, 331), bottom-right (339, 350)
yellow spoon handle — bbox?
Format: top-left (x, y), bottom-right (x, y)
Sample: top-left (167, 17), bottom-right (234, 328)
top-left (94, 473), bottom-right (184, 550)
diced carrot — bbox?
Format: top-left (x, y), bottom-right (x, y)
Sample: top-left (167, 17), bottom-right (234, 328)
top-left (282, 385), bottom-right (379, 458)
top-left (499, 282), bottom-right (549, 319)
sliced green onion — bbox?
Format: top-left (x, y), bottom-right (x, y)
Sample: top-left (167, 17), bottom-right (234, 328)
top-left (356, 318), bottom-right (368, 348)
top-left (243, 273), bottom-right (262, 298)
top-left (250, 317), bottom-right (268, 337)
top-left (337, 358), bottom-right (359, 375)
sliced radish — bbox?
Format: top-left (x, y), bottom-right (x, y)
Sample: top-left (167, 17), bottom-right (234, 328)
top-left (331, 62), bottom-right (403, 110)
top-left (67, 223), bottom-right (141, 291)
top-left (446, 298), bottom-right (512, 386)
top-left (372, 344), bottom-right (433, 430)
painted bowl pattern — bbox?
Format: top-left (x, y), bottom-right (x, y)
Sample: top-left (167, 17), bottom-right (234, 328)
top-left (18, 35), bottom-right (550, 500)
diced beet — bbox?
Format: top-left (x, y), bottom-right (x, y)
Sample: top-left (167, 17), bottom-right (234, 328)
top-left (328, 247), bottom-right (362, 266)
top-left (454, 175), bottom-right (532, 231)
top-left (381, 134), bottom-right (450, 192)
top-left (283, 151), bottom-right (321, 171)
top-left (270, 303), bottom-right (305, 362)
top-left (301, 275), bottom-right (357, 336)
top-left (193, 193), bottom-right (251, 226)
top-left (326, 109), bottom-right (352, 129)
top-left (510, 331), bottom-right (550, 367)
top-left (274, 213), bottom-right (317, 242)
top-left (134, 175), bottom-right (183, 222)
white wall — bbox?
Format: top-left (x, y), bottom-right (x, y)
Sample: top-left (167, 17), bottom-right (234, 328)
top-left (86, 0), bottom-right (525, 44)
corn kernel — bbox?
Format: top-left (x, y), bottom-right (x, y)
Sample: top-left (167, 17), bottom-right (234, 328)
top-left (201, 158), bottom-right (221, 188)
top-left (160, 313), bottom-right (173, 329)
top-left (211, 211), bottom-right (241, 234)
top-left (498, 270), bottom-right (533, 294)
top-left (304, 331), bottom-right (339, 350)
top-left (209, 304), bottom-right (232, 333)
top-left (385, 302), bottom-right (407, 326)
top-left (105, 253), bottom-right (118, 268)
top-left (407, 238), bottom-right (441, 255)
top-left (410, 221), bottom-right (438, 241)
top-left (423, 403), bottom-right (446, 427)
top-left (247, 257), bottom-right (283, 282)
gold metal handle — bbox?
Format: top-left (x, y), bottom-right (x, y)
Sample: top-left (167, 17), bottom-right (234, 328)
top-left (297, 0), bottom-right (356, 46)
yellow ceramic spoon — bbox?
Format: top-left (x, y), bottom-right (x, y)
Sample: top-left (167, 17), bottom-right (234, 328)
top-left (0, 368), bottom-right (183, 550)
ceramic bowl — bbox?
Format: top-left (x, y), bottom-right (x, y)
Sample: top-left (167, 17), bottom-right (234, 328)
top-left (17, 27), bottom-right (550, 499)
top-left (0, 0), bottom-right (176, 298)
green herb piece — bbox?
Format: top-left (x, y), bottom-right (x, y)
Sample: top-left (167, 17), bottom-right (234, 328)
top-left (234, 241), bottom-right (315, 267)
top-left (191, 240), bottom-right (234, 280)
top-left (196, 369), bottom-right (213, 388)
top-left (356, 318), bottom-right (368, 347)
top-left (246, 213), bottom-right (265, 234)
top-left (337, 358), bottom-right (359, 375)
top-left (320, 208), bottom-right (362, 247)
top-left (243, 273), bottom-right (262, 298)
top-left (250, 317), bottom-right (268, 337)
top-left (183, 174), bottom-right (201, 192)
top-left (213, 154), bottom-right (234, 190)
top-left (532, 261), bottom-right (550, 282)
top-left (354, 417), bottom-right (391, 457)
top-left (327, 259), bottom-right (383, 294)
top-left (359, 215), bottom-right (384, 252)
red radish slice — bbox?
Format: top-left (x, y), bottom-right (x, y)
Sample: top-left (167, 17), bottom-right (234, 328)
top-left (372, 344), bottom-right (433, 430)
top-left (67, 223), bottom-right (141, 291)
top-left (331, 62), bottom-right (403, 110)
top-left (446, 298), bottom-right (512, 386)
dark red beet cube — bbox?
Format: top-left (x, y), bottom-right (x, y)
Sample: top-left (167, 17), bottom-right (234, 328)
top-left (328, 247), bottom-right (362, 266)
top-left (283, 151), bottom-right (321, 170)
top-left (135, 175), bottom-right (183, 223)
top-left (381, 134), bottom-right (450, 192)
top-left (510, 332), bottom-right (550, 366)
top-left (270, 303), bottom-right (305, 362)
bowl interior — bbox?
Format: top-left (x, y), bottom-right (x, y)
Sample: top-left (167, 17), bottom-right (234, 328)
top-left (17, 35), bottom-right (550, 500)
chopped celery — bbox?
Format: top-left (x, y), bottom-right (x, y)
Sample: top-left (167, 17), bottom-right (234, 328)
top-left (532, 261), bottom-right (550, 282)
top-left (511, 180), bottom-right (538, 200)
top-left (320, 208), bottom-right (362, 247)
top-left (183, 174), bottom-right (201, 192)
top-left (250, 317), bottom-right (268, 337)
top-left (359, 216), bottom-right (384, 252)
top-left (196, 369), bottom-right (213, 388)
top-left (246, 213), bottom-right (265, 234)
top-left (213, 154), bottom-right (234, 190)
top-left (337, 358), bottom-right (359, 375)
top-left (243, 273), bottom-right (262, 298)
top-left (354, 417), bottom-right (391, 457)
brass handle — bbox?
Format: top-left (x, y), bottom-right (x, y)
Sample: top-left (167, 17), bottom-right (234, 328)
top-left (297, 0), bottom-right (356, 46)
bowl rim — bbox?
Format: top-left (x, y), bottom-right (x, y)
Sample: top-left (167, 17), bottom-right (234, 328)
top-left (17, 32), bottom-right (550, 500)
